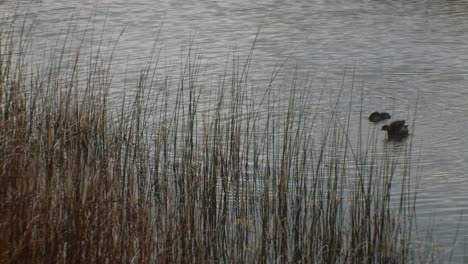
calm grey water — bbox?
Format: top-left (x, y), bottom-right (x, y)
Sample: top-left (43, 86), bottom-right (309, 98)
top-left (2, 0), bottom-right (468, 261)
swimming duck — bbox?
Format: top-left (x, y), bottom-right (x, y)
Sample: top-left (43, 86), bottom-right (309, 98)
top-left (369, 112), bottom-right (391, 123)
top-left (381, 120), bottom-right (409, 140)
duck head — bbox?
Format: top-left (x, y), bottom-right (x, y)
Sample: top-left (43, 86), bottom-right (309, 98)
top-left (381, 125), bottom-right (390, 131)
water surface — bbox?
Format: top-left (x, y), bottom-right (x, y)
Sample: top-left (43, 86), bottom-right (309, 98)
top-left (1, 0), bottom-right (467, 261)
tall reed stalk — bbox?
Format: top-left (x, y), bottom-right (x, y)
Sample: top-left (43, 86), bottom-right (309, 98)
top-left (0, 24), bottom-right (427, 263)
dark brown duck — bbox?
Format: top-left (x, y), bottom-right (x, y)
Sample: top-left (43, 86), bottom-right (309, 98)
top-left (381, 120), bottom-right (409, 140)
top-left (369, 112), bottom-right (391, 123)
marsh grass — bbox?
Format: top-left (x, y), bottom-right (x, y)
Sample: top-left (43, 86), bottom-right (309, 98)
top-left (0, 24), bottom-right (428, 263)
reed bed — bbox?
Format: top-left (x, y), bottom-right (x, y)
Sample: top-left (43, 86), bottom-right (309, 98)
top-left (0, 25), bottom-right (425, 263)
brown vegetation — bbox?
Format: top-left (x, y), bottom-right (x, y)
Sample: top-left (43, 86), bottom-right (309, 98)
top-left (0, 29), bottom-right (420, 263)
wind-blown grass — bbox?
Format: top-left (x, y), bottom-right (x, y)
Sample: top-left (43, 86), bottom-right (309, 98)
top-left (0, 24), bottom-right (429, 263)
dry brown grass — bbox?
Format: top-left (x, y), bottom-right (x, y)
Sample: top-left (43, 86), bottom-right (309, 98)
top-left (0, 28), bottom-right (427, 263)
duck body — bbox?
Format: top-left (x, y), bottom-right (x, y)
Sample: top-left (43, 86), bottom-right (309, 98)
top-left (379, 112), bottom-right (391, 120)
top-left (369, 111), bottom-right (391, 123)
top-left (381, 120), bottom-right (409, 140)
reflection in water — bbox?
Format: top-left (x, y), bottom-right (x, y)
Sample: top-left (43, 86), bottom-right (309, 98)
top-left (1, 0), bottom-right (468, 261)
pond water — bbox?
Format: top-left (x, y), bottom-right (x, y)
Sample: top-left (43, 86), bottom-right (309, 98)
top-left (1, 0), bottom-right (467, 261)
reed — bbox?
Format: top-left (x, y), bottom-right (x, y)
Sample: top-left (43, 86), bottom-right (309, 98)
top-left (0, 24), bottom-right (429, 263)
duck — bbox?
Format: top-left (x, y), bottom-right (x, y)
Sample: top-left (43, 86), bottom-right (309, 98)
top-left (381, 120), bottom-right (409, 140)
top-left (368, 112), bottom-right (391, 123)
